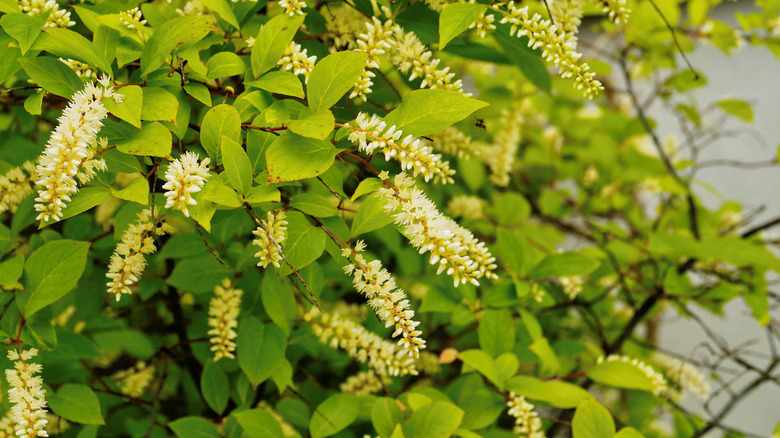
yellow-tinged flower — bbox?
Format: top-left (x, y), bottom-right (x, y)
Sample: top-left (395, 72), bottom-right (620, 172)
top-left (549, 0), bottom-right (584, 35)
top-left (654, 353), bottom-right (710, 400)
top-left (469, 10), bottom-right (496, 38)
top-left (0, 162), bottom-right (35, 214)
top-left (177, 0), bottom-right (208, 16)
top-left (252, 211), bottom-right (287, 268)
top-left (112, 362), bottom-right (155, 397)
top-left (106, 209), bottom-right (174, 301)
top-left (506, 393), bottom-right (545, 437)
top-left (17, 0), bottom-right (74, 28)
top-left (598, 0), bottom-right (630, 24)
top-left (447, 195), bottom-right (485, 220)
top-left (345, 113), bottom-right (454, 184)
top-left (278, 42), bottom-right (317, 83)
top-left (278, 0), bottom-right (305, 15)
top-left (321, 4), bottom-right (367, 50)
top-left (428, 126), bottom-right (484, 158)
top-left (379, 173), bottom-right (498, 286)
top-left (343, 241), bottom-right (426, 357)
top-left (351, 17), bottom-right (397, 101)
top-left (340, 370), bottom-right (389, 396)
top-left (389, 27), bottom-right (466, 94)
top-left (208, 279), bottom-right (243, 361)
top-left (34, 77), bottom-right (120, 223)
top-left (162, 151), bottom-right (210, 218)
top-left (59, 58), bottom-right (93, 78)
top-left (5, 348), bottom-right (48, 438)
top-left (559, 275), bottom-right (584, 299)
top-left (477, 107), bottom-right (523, 186)
top-left (305, 308), bottom-right (419, 377)
top-left (497, 2), bottom-right (603, 99)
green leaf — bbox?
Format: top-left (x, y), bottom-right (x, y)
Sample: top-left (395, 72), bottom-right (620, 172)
top-left (184, 82), bottom-right (212, 107)
top-left (507, 376), bottom-right (593, 408)
top-left (717, 98), bottom-right (754, 123)
top-left (351, 194), bottom-right (393, 237)
top-left (112, 178), bottom-right (149, 205)
top-left (278, 210), bottom-right (327, 276)
top-left (199, 0), bottom-right (240, 29)
top-left (586, 360), bottom-right (655, 393)
top-left (496, 229), bottom-right (524, 274)
top-left (458, 349), bottom-right (502, 390)
top-left (288, 109), bottom-right (335, 140)
top-left (1, 13), bottom-right (48, 55)
top-left (233, 409), bottom-right (285, 438)
top-left (372, 398), bottom-right (403, 437)
top-left (201, 360), bottom-right (229, 414)
top-left (245, 185), bottom-right (281, 204)
top-left (17, 56), bottom-right (83, 98)
top-left (38, 28), bottom-right (113, 74)
top-left (48, 384), bottom-right (104, 425)
top-left (265, 132), bottom-right (338, 183)
top-left (201, 104), bottom-right (241, 160)
top-left (237, 319), bottom-right (287, 385)
top-left (141, 16), bottom-right (214, 77)
top-left (402, 401), bottom-right (464, 438)
top-left (383, 89), bottom-right (489, 137)
top-left (530, 251), bottom-right (600, 278)
top-left (105, 84), bottom-right (143, 129)
top-left (494, 23), bottom-right (551, 93)
top-left (169, 417), bottom-right (221, 438)
top-left (207, 51), bottom-right (247, 79)
top-left (166, 254), bottom-right (232, 293)
top-left (0, 254), bottom-right (24, 289)
top-left (56, 187), bottom-right (113, 223)
top-left (261, 273), bottom-right (297, 334)
top-left (251, 13), bottom-right (305, 78)
top-left (23, 240), bottom-right (89, 317)
top-left (290, 193), bottom-right (337, 217)
top-left (351, 177), bottom-right (382, 201)
top-left (221, 135), bottom-right (252, 194)
top-left (439, 3), bottom-right (486, 49)
top-left (572, 399), bottom-right (616, 438)
top-left (141, 87), bottom-right (179, 123)
top-left (117, 122), bottom-right (173, 157)
top-left (93, 25), bottom-right (119, 66)
top-left (615, 427), bottom-right (645, 438)
top-left (307, 51), bottom-right (367, 111)
top-left (23, 91), bottom-right (43, 115)
top-left (247, 71), bottom-right (304, 98)
top-left (310, 394), bottom-right (360, 438)
top-left (478, 308), bottom-right (515, 357)
top-left (529, 337), bottom-right (560, 377)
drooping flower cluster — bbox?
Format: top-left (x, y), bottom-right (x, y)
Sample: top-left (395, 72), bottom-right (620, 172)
top-left (252, 210), bottom-right (288, 268)
top-left (599, 0), bottom-right (630, 24)
top-left (34, 77), bottom-right (120, 223)
top-left (389, 27), bottom-right (466, 94)
top-left (343, 240), bottom-right (426, 357)
top-left (59, 59), bottom-right (94, 78)
top-left (599, 354), bottom-right (669, 396)
top-left (344, 113), bottom-right (455, 184)
top-left (549, 0), bottom-right (584, 36)
top-left (379, 173), bottom-right (498, 286)
top-left (106, 209), bottom-right (174, 301)
top-left (653, 353), bottom-right (711, 400)
top-left (176, 0), bottom-right (208, 16)
top-left (162, 151), bottom-right (210, 218)
top-left (112, 362), bottom-right (155, 397)
top-left (278, 42), bottom-right (317, 83)
top-left (497, 2), bottom-right (603, 99)
top-left (305, 308), bottom-right (419, 377)
top-left (351, 17), bottom-right (396, 100)
top-left (208, 279), bottom-right (243, 361)
top-left (559, 275), bottom-right (584, 299)
top-left (478, 107), bottom-right (523, 186)
top-left (5, 349), bottom-right (48, 438)
top-left (321, 4), bottom-right (367, 50)
top-left (278, 0), bottom-right (305, 15)
top-left (340, 370), bottom-right (389, 396)
top-left (120, 7), bottom-right (146, 29)
top-left (428, 126), bottom-right (483, 158)
top-left (447, 195), bottom-right (485, 220)
top-left (17, 0), bottom-right (74, 28)
top-left (0, 162), bottom-right (35, 214)
top-left (506, 393), bottom-right (545, 438)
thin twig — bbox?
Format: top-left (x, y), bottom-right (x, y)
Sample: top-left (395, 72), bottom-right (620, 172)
top-left (195, 222), bottom-right (230, 269)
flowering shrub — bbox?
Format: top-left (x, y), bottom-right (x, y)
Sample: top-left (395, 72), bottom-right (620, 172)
top-left (0, 0), bottom-right (778, 436)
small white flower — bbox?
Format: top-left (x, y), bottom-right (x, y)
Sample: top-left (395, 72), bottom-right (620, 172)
top-left (208, 279), bottom-right (243, 361)
top-left (162, 152), bottom-right (210, 217)
top-left (6, 348), bottom-right (48, 438)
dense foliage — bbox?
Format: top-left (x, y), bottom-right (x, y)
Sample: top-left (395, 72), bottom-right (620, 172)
top-left (0, 0), bottom-right (779, 436)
